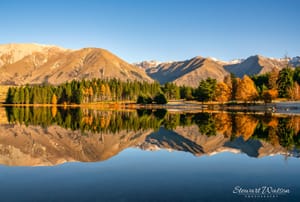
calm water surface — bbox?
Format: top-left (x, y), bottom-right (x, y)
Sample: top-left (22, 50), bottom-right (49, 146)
top-left (0, 107), bottom-right (299, 202)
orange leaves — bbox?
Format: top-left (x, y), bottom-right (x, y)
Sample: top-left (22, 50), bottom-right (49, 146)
top-left (51, 94), bottom-right (57, 105)
top-left (214, 82), bottom-right (231, 102)
top-left (262, 89), bottom-right (278, 103)
top-left (235, 75), bottom-right (258, 101)
top-left (288, 82), bottom-right (300, 100)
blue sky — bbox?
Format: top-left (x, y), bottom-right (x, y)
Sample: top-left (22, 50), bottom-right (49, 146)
top-left (0, 0), bottom-right (299, 62)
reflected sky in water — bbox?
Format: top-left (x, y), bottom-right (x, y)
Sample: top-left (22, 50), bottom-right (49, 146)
top-left (0, 149), bottom-right (299, 202)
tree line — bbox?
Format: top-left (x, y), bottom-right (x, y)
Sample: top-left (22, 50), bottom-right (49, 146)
top-left (5, 79), bottom-right (162, 104)
top-left (166, 66), bottom-right (300, 103)
top-left (4, 66), bottom-right (300, 104)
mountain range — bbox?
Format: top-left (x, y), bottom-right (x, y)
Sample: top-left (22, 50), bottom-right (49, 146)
top-left (0, 122), bottom-right (294, 166)
top-left (136, 55), bottom-right (299, 87)
top-left (0, 43), bottom-right (152, 85)
top-left (0, 43), bottom-right (299, 87)
top-left (143, 56), bottom-right (230, 87)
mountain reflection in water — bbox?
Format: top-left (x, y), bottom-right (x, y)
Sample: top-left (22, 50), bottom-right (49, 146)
top-left (0, 107), bottom-right (299, 166)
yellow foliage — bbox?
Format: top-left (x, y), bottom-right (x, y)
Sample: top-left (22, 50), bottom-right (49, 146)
top-left (235, 76), bottom-right (258, 101)
top-left (105, 84), bottom-right (111, 97)
top-left (262, 89), bottom-right (278, 103)
top-left (89, 87), bottom-right (94, 96)
top-left (268, 69), bottom-right (279, 89)
top-left (267, 119), bottom-right (278, 128)
top-left (214, 113), bottom-right (232, 137)
top-left (51, 94), bottom-right (57, 105)
top-left (100, 117), bottom-right (106, 128)
top-left (214, 82), bottom-right (231, 102)
top-left (100, 84), bottom-right (106, 96)
top-left (267, 89), bottom-right (278, 99)
top-left (268, 129), bottom-right (280, 146)
top-left (51, 107), bottom-right (57, 118)
top-left (235, 115), bottom-right (258, 140)
top-left (288, 82), bottom-right (300, 100)
top-left (290, 116), bottom-right (300, 134)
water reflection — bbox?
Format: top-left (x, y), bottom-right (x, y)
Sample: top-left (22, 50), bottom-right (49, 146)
top-left (0, 107), bottom-right (299, 166)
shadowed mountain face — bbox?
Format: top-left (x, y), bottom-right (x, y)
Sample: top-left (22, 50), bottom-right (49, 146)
top-left (143, 127), bottom-right (204, 154)
top-left (0, 107), bottom-right (299, 166)
top-left (224, 55), bottom-right (286, 77)
top-left (290, 56), bottom-right (300, 67)
top-left (138, 55), bottom-right (298, 87)
top-left (146, 56), bottom-right (229, 87)
top-left (133, 60), bottom-right (163, 69)
top-left (0, 43), bottom-right (153, 85)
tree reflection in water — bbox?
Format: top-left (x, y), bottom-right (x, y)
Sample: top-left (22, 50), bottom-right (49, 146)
top-left (4, 107), bottom-right (300, 151)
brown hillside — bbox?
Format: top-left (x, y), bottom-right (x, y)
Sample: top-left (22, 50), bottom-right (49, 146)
top-left (224, 55), bottom-right (286, 77)
top-left (0, 124), bottom-right (153, 166)
top-left (0, 121), bottom-right (291, 166)
top-left (146, 56), bottom-right (229, 87)
top-left (0, 44), bottom-right (153, 85)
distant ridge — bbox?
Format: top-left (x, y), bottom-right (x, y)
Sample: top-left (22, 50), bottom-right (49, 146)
top-left (136, 55), bottom-right (298, 87)
top-left (0, 43), bottom-right (153, 85)
top-left (143, 56), bottom-right (229, 87)
top-left (0, 43), bottom-right (299, 87)
top-left (224, 55), bottom-right (287, 77)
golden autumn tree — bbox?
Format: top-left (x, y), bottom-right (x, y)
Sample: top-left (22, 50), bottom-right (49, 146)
top-left (268, 128), bottom-right (280, 146)
top-left (51, 94), bottom-right (57, 105)
top-left (214, 82), bottom-right (231, 102)
top-left (290, 116), bottom-right (300, 134)
top-left (213, 113), bottom-right (232, 137)
top-left (100, 117), bottom-right (106, 128)
top-left (223, 75), bottom-right (232, 89)
top-left (104, 84), bottom-right (111, 100)
top-left (235, 75), bottom-right (259, 102)
top-left (234, 115), bottom-right (258, 141)
top-left (268, 69), bottom-right (279, 89)
top-left (262, 89), bottom-right (278, 103)
top-left (100, 84), bottom-right (106, 101)
top-left (88, 86), bottom-right (94, 102)
top-left (288, 82), bottom-right (300, 100)
top-left (51, 107), bottom-right (57, 118)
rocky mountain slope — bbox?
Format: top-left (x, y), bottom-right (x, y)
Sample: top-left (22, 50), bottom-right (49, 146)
top-left (0, 43), bottom-right (153, 85)
top-left (1, 43), bottom-right (298, 87)
top-left (145, 56), bottom-right (229, 87)
top-left (137, 55), bottom-right (297, 87)
top-left (133, 60), bottom-right (163, 69)
top-left (290, 56), bottom-right (300, 67)
top-left (0, 43), bottom-right (66, 66)
top-left (224, 55), bottom-right (287, 77)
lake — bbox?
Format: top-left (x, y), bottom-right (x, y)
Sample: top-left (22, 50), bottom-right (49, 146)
top-left (0, 107), bottom-right (299, 202)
